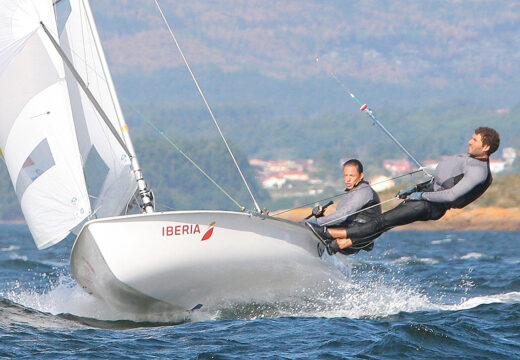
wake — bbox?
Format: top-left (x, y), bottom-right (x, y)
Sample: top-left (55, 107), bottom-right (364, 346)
top-left (3, 255), bottom-right (519, 326)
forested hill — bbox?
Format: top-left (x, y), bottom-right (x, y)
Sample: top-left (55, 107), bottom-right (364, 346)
top-left (123, 101), bottom-right (520, 168)
top-left (2, 1), bottom-right (520, 222)
top-left (94, 1), bottom-right (520, 166)
top-left (91, 0), bottom-right (520, 112)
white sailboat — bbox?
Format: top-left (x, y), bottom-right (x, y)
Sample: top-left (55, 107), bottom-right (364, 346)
top-left (0, 0), bottom-right (332, 315)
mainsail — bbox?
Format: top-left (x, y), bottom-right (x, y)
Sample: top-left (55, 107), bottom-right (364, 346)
top-left (0, 0), bottom-right (136, 248)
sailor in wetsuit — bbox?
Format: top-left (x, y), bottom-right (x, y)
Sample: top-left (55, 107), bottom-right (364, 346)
top-left (309, 126), bottom-right (500, 254)
top-left (307, 159), bottom-right (381, 255)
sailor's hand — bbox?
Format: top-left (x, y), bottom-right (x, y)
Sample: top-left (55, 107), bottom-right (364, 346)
top-left (404, 192), bottom-right (423, 201)
top-left (312, 205), bottom-right (324, 217)
top-left (397, 185), bottom-right (417, 199)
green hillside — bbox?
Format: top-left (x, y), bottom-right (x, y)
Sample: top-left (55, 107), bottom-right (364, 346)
top-left (123, 100), bottom-right (520, 169)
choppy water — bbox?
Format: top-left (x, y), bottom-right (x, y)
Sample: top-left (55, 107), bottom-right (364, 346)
top-left (1, 223), bottom-right (519, 359)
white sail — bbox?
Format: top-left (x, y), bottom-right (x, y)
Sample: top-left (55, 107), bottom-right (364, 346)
top-left (56, 0), bottom-right (137, 219)
top-left (0, 1), bottom-right (90, 248)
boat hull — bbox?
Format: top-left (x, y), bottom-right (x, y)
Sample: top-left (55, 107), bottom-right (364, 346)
top-left (70, 210), bottom-right (330, 314)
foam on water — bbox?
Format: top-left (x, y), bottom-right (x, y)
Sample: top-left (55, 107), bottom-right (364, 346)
top-left (303, 277), bottom-right (435, 319)
top-left (459, 252), bottom-right (487, 259)
top-left (394, 255), bottom-right (439, 265)
top-left (1, 245), bottom-right (20, 251)
top-left (8, 253), bottom-right (28, 261)
top-left (3, 274), bottom-right (206, 325)
top-left (6, 276), bottom-right (114, 318)
top-left (5, 275), bottom-right (520, 326)
top-left (446, 291), bottom-right (520, 311)
top-left (272, 279), bottom-right (520, 321)
top-left (2, 246), bottom-right (519, 326)
top-left (431, 238), bottom-right (452, 245)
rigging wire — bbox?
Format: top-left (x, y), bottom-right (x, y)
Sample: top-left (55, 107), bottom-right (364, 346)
top-left (271, 169), bottom-right (424, 216)
top-left (122, 99), bottom-right (246, 211)
top-left (40, 21), bottom-right (131, 158)
top-left (271, 59), bottom-right (434, 219)
top-left (152, 0), bottom-right (262, 213)
top-left (315, 57), bottom-right (432, 179)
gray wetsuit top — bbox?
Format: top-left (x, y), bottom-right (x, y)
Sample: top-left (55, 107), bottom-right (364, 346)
top-left (317, 182), bottom-right (381, 227)
top-left (420, 154), bottom-right (492, 209)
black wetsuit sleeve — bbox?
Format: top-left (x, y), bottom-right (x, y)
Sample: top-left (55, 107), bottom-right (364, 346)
top-left (416, 179), bottom-right (434, 192)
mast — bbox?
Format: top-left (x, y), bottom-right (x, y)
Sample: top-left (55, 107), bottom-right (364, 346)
top-left (77, 0), bottom-right (154, 213)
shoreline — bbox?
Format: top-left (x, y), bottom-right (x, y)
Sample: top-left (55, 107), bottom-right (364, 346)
top-left (2, 207), bottom-right (520, 231)
top-left (274, 207), bottom-right (520, 231)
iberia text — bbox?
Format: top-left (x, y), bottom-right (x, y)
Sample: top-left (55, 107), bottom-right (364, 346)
top-left (162, 224), bottom-right (201, 237)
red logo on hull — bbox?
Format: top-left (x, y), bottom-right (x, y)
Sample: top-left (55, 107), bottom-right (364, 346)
top-left (161, 221), bottom-right (216, 241)
top-left (201, 221), bottom-right (216, 241)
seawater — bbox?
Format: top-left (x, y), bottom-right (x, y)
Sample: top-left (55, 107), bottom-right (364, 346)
top-left (1, 223), bottom-right (519, 359)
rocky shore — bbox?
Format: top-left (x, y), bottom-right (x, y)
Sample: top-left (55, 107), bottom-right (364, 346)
top-left (274, 207), bottom-right (520, 231)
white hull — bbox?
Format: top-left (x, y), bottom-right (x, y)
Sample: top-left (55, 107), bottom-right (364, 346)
top-left (70, 210), bottom-right (331, 314)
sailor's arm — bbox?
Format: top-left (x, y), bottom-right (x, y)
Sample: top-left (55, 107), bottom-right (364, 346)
top-left (421, 166), bottom-right (487, 203)
top-left (398, 179), bottom-right (434, 199)
top-left (317, 188), bottom-right (372, 226)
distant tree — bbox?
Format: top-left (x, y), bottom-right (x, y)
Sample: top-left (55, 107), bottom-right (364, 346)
top-left (134, 136), bottom-right (270, 211)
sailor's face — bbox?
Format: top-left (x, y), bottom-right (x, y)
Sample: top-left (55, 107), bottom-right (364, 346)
top-left (343, 165), bottom-right (363, 190)
top-left (467, 133), bottom-right (490, 158)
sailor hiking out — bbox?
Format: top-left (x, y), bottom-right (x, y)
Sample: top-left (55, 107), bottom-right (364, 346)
top-left (307, 127), bottom-right (500, 255)
top-left (306, 159), bottom-right (381, 255)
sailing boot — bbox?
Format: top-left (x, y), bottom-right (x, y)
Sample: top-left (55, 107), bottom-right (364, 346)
top-left (305, 221), bottom-right (334, 245)
top-left (326, 239), bottom-right (340, 255)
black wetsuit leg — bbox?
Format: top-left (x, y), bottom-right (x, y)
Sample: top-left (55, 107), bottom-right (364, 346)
top-left (338, 229), bottom-right (379, 255)
top-left (338, 240), bottom-right (375, 255)
top-left (346, 200), bottom-right (447, 244)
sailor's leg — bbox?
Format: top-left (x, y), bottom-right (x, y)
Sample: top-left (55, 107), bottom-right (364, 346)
top-left (328, 228), bottom-right (347, 239)
top-left (346, 201), bottom-right (435, 241)
top-left (336, 238), bottom-right (352, 248)
top-left (313, 201), bottom-right (446, 254)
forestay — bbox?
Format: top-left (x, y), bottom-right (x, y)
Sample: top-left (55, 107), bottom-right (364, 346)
top-left (0, 0), bottom-right (136, 248)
